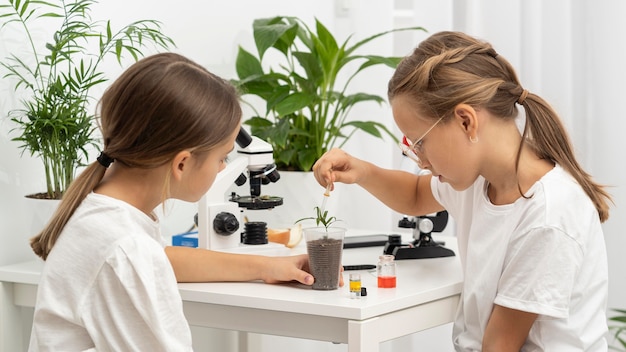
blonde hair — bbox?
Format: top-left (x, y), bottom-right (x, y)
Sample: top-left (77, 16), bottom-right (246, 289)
top-left (388, 31), bottom-right (611, 222)
top-left (31, 53), bottom-right (242, 259)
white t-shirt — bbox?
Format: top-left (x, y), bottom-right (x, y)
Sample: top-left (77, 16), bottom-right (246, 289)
top-left (29, 193), bottom-right (193, 352)
top-left (432, 164), bottom-right (608, 351)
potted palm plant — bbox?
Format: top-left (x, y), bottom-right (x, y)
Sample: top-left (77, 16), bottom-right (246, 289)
top-left (610, 308), bottom-right (626, 350)
top-left (233, 16), bottom-right (425, 171)
top-left (0, 0), bottom-right (174, 199)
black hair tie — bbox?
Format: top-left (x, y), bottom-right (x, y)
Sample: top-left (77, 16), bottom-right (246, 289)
top-left (97, 152), bottom-right (115, 168)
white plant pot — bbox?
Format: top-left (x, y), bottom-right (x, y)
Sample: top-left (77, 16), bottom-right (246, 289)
top-left (24, 196), bottom-right (61, 238)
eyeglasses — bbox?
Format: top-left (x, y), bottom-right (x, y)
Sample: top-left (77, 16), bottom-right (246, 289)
top-left (398, 116), bottom-right (444, 164)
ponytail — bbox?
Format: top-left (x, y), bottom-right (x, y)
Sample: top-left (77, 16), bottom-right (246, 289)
top-left (520, 94), bottom-right (612, 222)
top-left (30, 162), bottom-right (107, 260)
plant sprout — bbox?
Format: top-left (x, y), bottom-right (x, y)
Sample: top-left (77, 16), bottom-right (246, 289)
top-left (295, 206), bottom-right (340, 231)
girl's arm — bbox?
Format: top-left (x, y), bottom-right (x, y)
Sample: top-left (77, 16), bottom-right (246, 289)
top-left (313, 148), bottom-right (444, 216)
top-left (164, 245), bottom-right (314, 285)
top-left (482, 304), bottom-right (538, 352)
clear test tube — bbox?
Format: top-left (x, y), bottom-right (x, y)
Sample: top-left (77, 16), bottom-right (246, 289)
top-left (349, 273), bottom-right (362, 298)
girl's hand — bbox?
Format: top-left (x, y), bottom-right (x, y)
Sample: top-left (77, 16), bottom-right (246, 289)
top-left (312, 148), bottom-right (367, 190)
top-left (261, 254), bottom-right (313, 285)
top-left (262, 254), bottom-right (344, 287)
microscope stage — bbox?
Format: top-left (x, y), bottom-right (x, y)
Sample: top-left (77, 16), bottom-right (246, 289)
top-left (232, 195), bottom-right (284, 210)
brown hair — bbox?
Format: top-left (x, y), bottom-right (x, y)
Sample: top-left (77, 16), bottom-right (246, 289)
top-left (31, 53), bottom-right (242, 259)
top-left (388, 31), bottom-right (611, 222)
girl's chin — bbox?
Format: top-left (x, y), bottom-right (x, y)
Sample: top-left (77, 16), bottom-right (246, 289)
top-left (449, 181), bottom-right (473, 192)
top-left (441, 176), bottom-right (463, 190)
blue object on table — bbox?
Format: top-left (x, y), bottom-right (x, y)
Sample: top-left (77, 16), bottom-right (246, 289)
top-left (172, 231), bottom-right (198, 248)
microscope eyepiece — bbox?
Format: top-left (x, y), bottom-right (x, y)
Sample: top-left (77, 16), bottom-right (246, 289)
top-left (236, 127), bottom-right (253, 148)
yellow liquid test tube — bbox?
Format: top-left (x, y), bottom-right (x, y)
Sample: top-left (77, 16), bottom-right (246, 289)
top-left (349, 273), bottom-right (361, 298)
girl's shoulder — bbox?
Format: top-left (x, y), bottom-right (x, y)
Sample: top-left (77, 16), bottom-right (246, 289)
top-left (522, 164), bottom-right (601, 242)
top-left (534, 164), bottom-right (594, 207)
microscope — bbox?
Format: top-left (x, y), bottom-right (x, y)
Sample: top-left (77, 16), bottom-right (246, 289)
top-left (197, 128), bottom-right (283, 250)
top-left (383, 211), bottom-right (456, 260)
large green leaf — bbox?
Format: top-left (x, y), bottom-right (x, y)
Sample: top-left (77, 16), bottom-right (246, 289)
top-left (243, 116), bottom-right (272, 128)
top-left (354, 55), bottom-right (404, 70)
top-left (297, 148), bottom-right (318, 172)
top-left (265, 85), bottom-right (292, 114)
top-left (253, 17), bottom-right (297, 59)
top-left (235, 46), bottom-right (264, 80)
top-left (344, 26), bottom-right (426, 57)
top-left (274, 92), bottom-right (315, 117)
top-left (339, 93), bottom-right (385, 109)
top-left (314, 18), bottom-right (338, 60)
top-left (291, 51), bottom-right (323, 87)
top-left (342, 121), bottom-right (383, 138)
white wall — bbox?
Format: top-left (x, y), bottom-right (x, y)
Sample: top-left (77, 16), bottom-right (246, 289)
top-left (1, 1), bottom-right (447, 351)
top-left (2, 0), bottom-right (625, 350)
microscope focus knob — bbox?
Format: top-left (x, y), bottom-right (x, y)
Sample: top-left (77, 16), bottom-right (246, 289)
top-left (213, 212), bottom-right (240, 236)
top-left (398, 216), bottom-right (415, 229)
top-left (234, 173), bottom-right (247, 186)
top-left (417, 217), bottom-right (434, 234)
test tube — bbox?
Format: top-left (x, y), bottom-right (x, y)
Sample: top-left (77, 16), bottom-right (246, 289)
top-left (349, 273), bottom-right (362, 298)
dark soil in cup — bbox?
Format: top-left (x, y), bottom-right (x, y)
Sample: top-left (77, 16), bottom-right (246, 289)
top-left (307, 237), bottom-right (343, 290)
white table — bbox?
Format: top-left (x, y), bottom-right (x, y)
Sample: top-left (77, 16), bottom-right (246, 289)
top-left (0, 234), bottom-right (463, 352)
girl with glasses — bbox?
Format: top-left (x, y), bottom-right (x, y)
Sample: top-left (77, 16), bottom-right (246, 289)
top-left (313, 31), bottom-right (612, 351)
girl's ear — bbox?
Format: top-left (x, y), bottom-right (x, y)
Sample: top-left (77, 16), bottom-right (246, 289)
top-left (170, 150), bottom-right (192, 181)
top-left (454, 103), bottom-right (479, 140)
